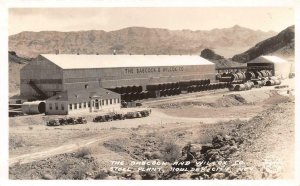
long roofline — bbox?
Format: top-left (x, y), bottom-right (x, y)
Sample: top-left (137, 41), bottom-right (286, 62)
top-left (39, 54), bottom-right (214, 70)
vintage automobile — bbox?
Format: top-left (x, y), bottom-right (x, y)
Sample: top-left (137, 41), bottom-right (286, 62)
top-left (113, 113), bottom-right (126, 120)
top-left (93, 114), bottom-right (114, 122)
top-left (125, 111), bottom-right (142, 119)
top-left (46, 119), bottom-right (60, 126)
top-left (66, 117), bottom-right (77, 125)
top-left (140, 109), bottom-right (151, 117)
top-left (58, 118), bottom-right (68, 125)
top-left (76, 117), bottom-right (87, 124)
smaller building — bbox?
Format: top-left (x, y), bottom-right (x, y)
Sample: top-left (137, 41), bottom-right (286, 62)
top-left (247, 55), bottom-right (291, 79)
top-left (45, 88), bottom-right (120, 115)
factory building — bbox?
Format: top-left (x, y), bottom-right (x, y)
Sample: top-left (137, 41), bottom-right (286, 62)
top-left (247, 55), bottom-right (291, 79)
top-left (20, 54), bottom-right (216, 99)
top-left (19, 54), bottom-right (216, 115)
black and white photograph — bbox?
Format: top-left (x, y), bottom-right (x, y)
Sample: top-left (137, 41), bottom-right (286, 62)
top-left (0, 0), bottom-right (298, 184)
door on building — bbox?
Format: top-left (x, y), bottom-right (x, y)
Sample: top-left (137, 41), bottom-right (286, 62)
top-left (95, 99), bottom-right (99, 109)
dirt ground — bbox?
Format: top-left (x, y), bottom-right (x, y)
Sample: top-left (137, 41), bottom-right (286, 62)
top-left (9, 79), bottom-right (295, 180)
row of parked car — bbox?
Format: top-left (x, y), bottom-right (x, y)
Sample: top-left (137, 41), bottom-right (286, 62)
top-left (46, 117), bottom-right (87, 126)
top-left (46, 109), bottom-right (151, 126)
top-left (93, 109), bottom-right (151, 122)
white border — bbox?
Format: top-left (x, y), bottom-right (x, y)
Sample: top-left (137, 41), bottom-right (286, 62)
top-left (0, 0), bottom-right (299, 186)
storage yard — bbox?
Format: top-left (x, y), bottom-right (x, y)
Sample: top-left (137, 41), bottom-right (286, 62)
top-left (8, 54), bottom-right (295, 180)
top-left (9, 77), bottom-right (294, 179)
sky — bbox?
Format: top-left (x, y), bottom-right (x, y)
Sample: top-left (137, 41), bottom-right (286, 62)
top-left (8, 7), bottom-right (294, 35)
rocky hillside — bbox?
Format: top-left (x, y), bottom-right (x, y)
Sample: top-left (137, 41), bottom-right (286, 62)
top-left (200, 48), bottom-right (245, 68)
top-left (9, 52), bottom-right (32, 96)
top-left (232, 25), bottom-right (294, 63)
top-left (9, 25), bottom-right (276, 58)
top-left (9, 51), bottom-right (33, 64)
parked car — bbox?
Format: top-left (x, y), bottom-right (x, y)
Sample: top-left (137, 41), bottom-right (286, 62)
top-left (46, 119), bottom-right (60, 126)
top-left (93, 114), bottom-right (114, 122)
top-left (93, 115), bottom-right (105, 122)
top-left (121, 100), bottom-right (128, 108)
top-left (76, 117), bottom-right (87, 124)
top-left (140, 109), bottom-right (150, 117)
top-left (125, 111), bottom-right (142, 119)
top-left (66, 117), bottom-right (77, 125)
top-left (113, 113), bottom-right (126, 120)
top-left (58, 118), bottom-right (68, 125)
top-left (103, 114), bottom-right (114, 122)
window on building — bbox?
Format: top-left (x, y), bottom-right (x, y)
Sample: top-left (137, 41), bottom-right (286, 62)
top-left (114, 98), bottom-right (116, 104)
top-left (55, 103), bottom-right (58, 110)
top-left (117, 98), bottom-right (120, 103)
top-left (85, 84), bottom-right (88, 89)
top-left (74, 103), bottom-right (77, 109)
top-left (49, 103), bottom-right (52, 110)
top-left (106, 99), bottom-right (108, 105)
top-left (61, 104), bottom-right (64, 110)
top-left (79, 102), bottom-right (82, 109)
top-left (102, 100), bottom-right (104, 105)
top-left (83, 102), bottom-right (86, 108)
top-left (88, 102), bottom-right (91, 108)
top-left (69, 104), bottom-right (72, 110)
top-left (110, 99), bottom-right (112, 104)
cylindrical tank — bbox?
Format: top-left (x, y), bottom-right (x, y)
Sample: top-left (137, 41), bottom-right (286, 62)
top-left (125, 86), bottom-right (132, 93)
top-left (230, 73), bottom-right (238, 81)
top-left (266, 80), bottom-right (275, 86)
top-left (216, 74), bottom-right (221, 80)
top-left (236, 72), bottom-right (245, 81)
top-left (120, 87), bottom-right (126, 94)
top-left (179, 81), bottom-right (189, 87)
top-left (228, 84), bottom-right (235, 91)
top-left (261, 71), bottom-right (267, 77)
top-left (244, 82), bottom-right (252, 90)
top-left (274, 79), bottom-right (281, 85)
top-left (235, 84), bottom-right (246, 91)
top-left (253, 80), bottom-right (262, 86)
top-left (132, 85), bottom-right (138, 92)
top-left (137, 86), bottom-right (143, 92)
top-left (22, 101), bottom-right (46, 114)
top-left (257, 71), bottom-right (263, 78)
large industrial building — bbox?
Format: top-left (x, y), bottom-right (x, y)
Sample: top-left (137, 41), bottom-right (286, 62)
top-left (247, 55), bottom-right (291, 78)
top-left (20, 54), bottom-right (216, 114)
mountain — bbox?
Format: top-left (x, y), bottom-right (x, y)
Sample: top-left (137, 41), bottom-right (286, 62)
top-left (9, 51), bottom-right (33, 64)
top-left (200, 48), bottom-right (246, 68)
top-left (9, 52), bottom-right (31, 96)
top-left (9, 25), bottom-right (276, 58)
top-left (232, 25), bottom-right (294, 63)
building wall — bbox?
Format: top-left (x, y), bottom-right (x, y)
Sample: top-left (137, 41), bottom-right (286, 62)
top-left (45, 101), bottom-right (68, 115)
top-left (20, 55), bottom-right (64, 98)
top-left (62, 64), bottom-right (216, 90)
top-left (45, 97), bottom-right (121, 115)
top-left (21, 56), bottom-right (216, 99)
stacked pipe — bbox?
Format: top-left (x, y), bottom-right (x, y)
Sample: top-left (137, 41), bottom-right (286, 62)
top-left (111, 85), bottom-right (143, 94)
top-left (229, 81), bottom-right (254, 91)
top-left (265, 76), bottom-right (281, 86)
top-left (247, 70), bottom-right (272, 79)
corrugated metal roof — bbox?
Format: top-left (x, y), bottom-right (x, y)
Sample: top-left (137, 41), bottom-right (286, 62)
top-left (248, 55), bottom-right (288, 64)
top-left (47, 88), bottom-right (119, 102)
top-left (41, 54), bottom-right (214, 69)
